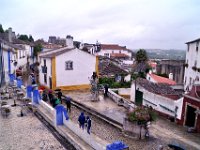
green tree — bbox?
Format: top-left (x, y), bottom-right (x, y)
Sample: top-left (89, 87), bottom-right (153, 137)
top-left (18, 34), bottom-right (29, 41)
top-left (33, 43), bottom-right (42, 56)
top-left (136, 49), bottom-right (148, 63)
top-left (28, 35), bottom-right (34, 42)
top-left (0, 24), bottom-right (4, 33)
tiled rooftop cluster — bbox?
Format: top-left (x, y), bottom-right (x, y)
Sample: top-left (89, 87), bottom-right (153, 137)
top-left (137, 78), bottom-right (182, 99)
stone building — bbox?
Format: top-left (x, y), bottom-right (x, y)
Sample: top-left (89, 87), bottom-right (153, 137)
top-left (156, 60), bottom-right (185, 84)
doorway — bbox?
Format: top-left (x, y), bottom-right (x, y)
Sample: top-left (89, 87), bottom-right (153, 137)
top-left (185, 105), bottom-right (197, 127)
top-left (135, 90), bottom-right (143, 106)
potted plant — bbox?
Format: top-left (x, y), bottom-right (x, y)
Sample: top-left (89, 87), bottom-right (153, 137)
top-left (123, 106), bottom-right (157, 139)
top-left (197, 68), bottom-right (200, 72)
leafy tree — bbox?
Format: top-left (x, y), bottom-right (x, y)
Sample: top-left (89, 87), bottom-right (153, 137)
top-left (33, 43), bottom-right (42, 56)
top-left (18, 34), bottom-right (29, 41)
top-left (28, 35), bottom-right (34, 42)
top-left (136, 49), bottom-right (148, 63)
top-left (0, 24), bottom-right (4, 33)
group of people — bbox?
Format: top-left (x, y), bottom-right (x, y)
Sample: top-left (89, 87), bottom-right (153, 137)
top-left (78, 112), bottom-right (92, 134)
top-left (41, 89), bottom-right (71, 111)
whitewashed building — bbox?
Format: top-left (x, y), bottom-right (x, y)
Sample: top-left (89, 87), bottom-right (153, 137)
top-left (184, 38), bottom-right (200, 91)
top-left (38, 37), bottom-right (97, 90)
top-left (130, 78), bottom-right (183, 121)
top-left (0, 39), bottom-right (18, 85)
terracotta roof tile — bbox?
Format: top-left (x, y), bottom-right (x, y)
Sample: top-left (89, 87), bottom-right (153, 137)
top-left (110, 53), bottom-right (129, 58)
top-left (149, 73), bottom-right (176, 85)
top-left (137, 78), bottom-right (181, 100)
top-left (101, 44), bottom-right (127, 50)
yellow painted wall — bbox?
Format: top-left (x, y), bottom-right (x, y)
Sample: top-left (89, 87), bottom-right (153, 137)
top-left (52, 57), bottom-right (56, 90)
top-left (57, 84), bottom-right (91, 91)
top-left (95, 56), bottom-right (99, 76)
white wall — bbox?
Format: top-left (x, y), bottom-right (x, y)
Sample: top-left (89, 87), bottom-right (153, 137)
top-left (130, 82), bottom-right (183, 119)
top-left (39, 58), bottom-right (52, 87)
top-left (97, 49), bottom-right (132, 58)
top-left (56, 49), bottom-right (96, 86)
top-left (184, 42), bottom-right (200, 90)
top-left (146, 73), bottom-right (156, 83)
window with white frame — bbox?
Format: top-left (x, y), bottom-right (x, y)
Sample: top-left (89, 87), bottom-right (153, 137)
top-left (65, 61), bottom-right (73, 70)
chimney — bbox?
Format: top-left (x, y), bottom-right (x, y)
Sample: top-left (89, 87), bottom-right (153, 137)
top-left (149, 70), bottom-right (152, 74)
top-left (66, 35), bottom-right (74, 48)
top-left (8, 27), bottom-right (12, 42)
top-left (169, 73), bottom-right (173, 80)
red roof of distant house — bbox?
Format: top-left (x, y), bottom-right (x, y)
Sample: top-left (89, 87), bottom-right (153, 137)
top-left (110, 53), bottom-right (129, 58)
top-left (149, 73), bottom-right (176, 85)
top-left (101, 44), bottom-right (127, 50)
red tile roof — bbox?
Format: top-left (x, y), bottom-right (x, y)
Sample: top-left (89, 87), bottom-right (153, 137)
top-left (110, 53), bottom-right (129, 58)
top-left (149, 73), bottom-right (176, 85)
top-left (101, 44), bottom-right (127, 50)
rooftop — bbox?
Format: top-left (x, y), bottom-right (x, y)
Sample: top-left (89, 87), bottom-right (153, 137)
top-left (137, 78), bottom-right (181, 100)
top-left (185, 38), bottom-right (200, 44)
top-left (148, 73), bottom-right (176, 85)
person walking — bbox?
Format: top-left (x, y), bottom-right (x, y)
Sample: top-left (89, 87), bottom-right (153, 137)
top-left (57, 90), bottom-right (62, 104)
top-left (78, 112), bottom-right (85, 130)
top-left (86, 116), bottom-right (91, 134)
top-left (42, 90), bottom-right (48, 102)
top-left (48, 90), bottom-right (53, 105)
top-left (104, 84), bottom-right (109, 97)
top-left (65, 96), bottom-right (71, 112)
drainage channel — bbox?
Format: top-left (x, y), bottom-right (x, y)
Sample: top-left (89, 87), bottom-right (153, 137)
top-left (34, 111), bottom-right (76, 150)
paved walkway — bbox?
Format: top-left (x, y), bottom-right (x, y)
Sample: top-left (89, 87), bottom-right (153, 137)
top-left (64, 90), bottom-right (200, 150)
top-left (0, 99), bottom-right (65, 150)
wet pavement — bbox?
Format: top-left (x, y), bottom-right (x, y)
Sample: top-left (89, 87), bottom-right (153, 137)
top-left (0, 98), bottom-right (66, 150)
top-left (64, 90), bottom-right (200, 150)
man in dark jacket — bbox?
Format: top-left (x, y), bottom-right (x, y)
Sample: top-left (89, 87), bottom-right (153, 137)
top-left (65, 96), bottom-right (72, 112)
top-left (57, 90), bottom-right (62, 104)
top-left (78, 112), bottom-right (85, 130)
top-left (86, 116), bottom-right (91, 134)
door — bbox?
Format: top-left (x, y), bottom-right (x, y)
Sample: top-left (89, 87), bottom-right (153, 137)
top-left (185, 105), bottom-right (196, 127)
top-left (135, 90), bottom-right (143, 106)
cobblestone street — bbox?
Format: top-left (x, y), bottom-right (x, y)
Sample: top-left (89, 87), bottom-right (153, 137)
top-left (0, 99), bottom-right (65, 150)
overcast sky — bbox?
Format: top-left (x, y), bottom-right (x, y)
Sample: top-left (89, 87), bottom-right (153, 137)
top-left (0, 0), bottom-right (200, 50)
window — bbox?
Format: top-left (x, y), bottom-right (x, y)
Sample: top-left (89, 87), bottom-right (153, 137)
top-left (44, 74), bottom-right (47, 84)
top-left (65, 61), bottom-right (73, 70)
top-left (119, 50), bottom-right (121, 53)
top-left (187, 44), bottom-right (190, 52)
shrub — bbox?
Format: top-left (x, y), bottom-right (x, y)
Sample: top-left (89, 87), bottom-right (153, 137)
top-left (127, 106), bottom-right (157, 124)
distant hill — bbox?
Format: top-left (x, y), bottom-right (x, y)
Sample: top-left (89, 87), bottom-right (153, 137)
top-left (132, 49), bottom-right (186, 60)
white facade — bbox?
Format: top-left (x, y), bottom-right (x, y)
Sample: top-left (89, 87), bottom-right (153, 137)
top-left (39, 48), bottom-right (96, 89)
top-left (1, 43), bottom-right (17, 83)
top-left (39, 58), bottom-right (52, 88)
top-left (15, 44), bottom-right (33, 67)
top-left (130, 82), bottom-right (183, 120)
top-left (97, 49), bottom-right (132, 59)
top-left (184, 39), bottom-right (200, 91)
top-left (56, 49), bottom-right (96, 87)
